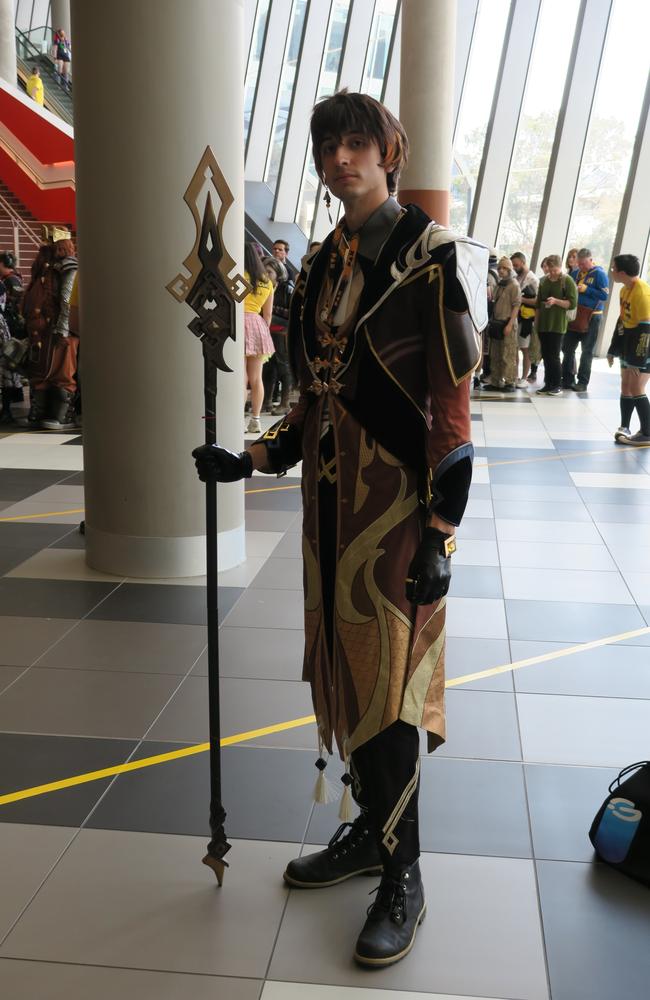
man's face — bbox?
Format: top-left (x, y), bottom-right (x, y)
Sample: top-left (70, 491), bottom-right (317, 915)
top-left (578, 255), bottom-right (592, 272)
top-left (511, 257), bottom-right (525, 275)
top-left (319, 131), bottom-right (389, 206)
top-left (272, 243), bottom-right (287, 262)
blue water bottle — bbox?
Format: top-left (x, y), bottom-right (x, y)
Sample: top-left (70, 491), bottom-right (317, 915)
top-left (593, 797), bottom-right (642, 864)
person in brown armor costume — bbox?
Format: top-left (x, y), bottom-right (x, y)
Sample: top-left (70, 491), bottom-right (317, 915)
top-left (193, 91), bottom-right (487, 968)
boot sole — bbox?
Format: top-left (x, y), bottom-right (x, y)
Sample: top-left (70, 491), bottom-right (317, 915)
top-left (353, 902), bottom-right (427, 967)
top-left (283, 864), bottom-right (383, 889)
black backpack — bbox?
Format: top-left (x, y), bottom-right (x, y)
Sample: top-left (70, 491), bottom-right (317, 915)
top-left (590, 761), bottom-right (650, 887)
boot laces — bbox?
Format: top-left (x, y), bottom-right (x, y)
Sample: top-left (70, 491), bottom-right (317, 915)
top-left (326, 816), bottom-right (369, 860)
top-left (367, 871), bottom-right (409, 924)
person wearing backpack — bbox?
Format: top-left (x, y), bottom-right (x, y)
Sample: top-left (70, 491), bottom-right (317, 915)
top-left (534, 255), bottom-right (578, 395)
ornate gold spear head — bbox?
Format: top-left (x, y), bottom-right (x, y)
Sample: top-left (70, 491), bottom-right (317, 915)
top-left (167, 146), bottom-right (250, 372)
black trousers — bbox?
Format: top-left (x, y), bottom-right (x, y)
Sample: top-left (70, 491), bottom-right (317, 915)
top-left (351, 720), bottom-right (421, 873)
top-left (262, 330), bottom-right (292, 403)
top-left (561, 313), bottom-right (602, 387)
top-left (540, 331), bottom-right (563, 390)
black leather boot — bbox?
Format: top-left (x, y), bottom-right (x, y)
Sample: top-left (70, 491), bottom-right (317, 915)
top-left (354, 860), bottom-right (426, 967)
top-left (283, 813), bottom-right (382, 888)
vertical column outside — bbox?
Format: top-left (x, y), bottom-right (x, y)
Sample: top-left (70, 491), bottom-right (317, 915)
top-left (0, 0), bottom-right (18, 85)
top-left (468, 0), bottom-right (541, 248)
top-left (272, 0), bottom-right (332, 223)
top-left (245, 0), bottom-right (294, 179)
top-left (311, 0), bottom-right (376, 240)
top-left (452, 0), bottom-right (479, 139)
top-left (531, 0), bottom-right (612, 271)
top-left (599, 73), bottom-right (650, 354)
top-left (381, 5), bottom-right (401, 116)
top-left (50, 0), bottom-right (71, 36)
top-left (72, 0), bottom-right (246, 577)
top-left (398, 0), bottom-right (456, 225)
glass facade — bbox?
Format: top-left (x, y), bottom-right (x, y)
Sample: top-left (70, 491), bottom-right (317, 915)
top-left (450, 0), bottom-right (511, 234)
top-left (361, 0), bottom-right (399, 101)
top-left (497, 0), bottom-right (580, 258)
top-left (295, 0), bottom-right (352, 238)
top-left (565, 0), bottom-right (650, 265)
top-left (264, 0), bottom-right (309, 192)
top-left (244, 0), bottom-right (272, 146)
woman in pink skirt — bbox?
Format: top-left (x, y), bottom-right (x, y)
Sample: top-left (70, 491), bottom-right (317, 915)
top-left (244, 243), bottom-right (275, 433)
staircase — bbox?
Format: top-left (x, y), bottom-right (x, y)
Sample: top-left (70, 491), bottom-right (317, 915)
top-left (0, 182), bottom-right (42, 282)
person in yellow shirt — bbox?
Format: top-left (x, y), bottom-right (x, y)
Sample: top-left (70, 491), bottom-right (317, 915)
top-left (243, 243), bottom-right (274, 434)
top-left (607, 254), bottom-right (650, 445)
top-left (26, 66), bottom-right (44, 106)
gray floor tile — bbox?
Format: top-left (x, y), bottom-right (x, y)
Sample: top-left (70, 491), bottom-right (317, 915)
top-left (0, 962), bottom-right (262, 1000)
top-left (445, 597), bottom-right (508, 639)
top-left (147, 675), bottom-right (315, 747)
top-left (88, 742), bottom-right (314, 843)
top-left (439, 690), bottom-right (522, 761)
top-left (0, 547), bottom-right (41, 575)
top-left (0, 831), bottom-right (295, 978)
top-left (525, 763), bottom-right (619, 862)
top-left (37, 619), bottom-right (207, 675)
top-left (537, 859), bottom-right (650, 1000)
top-left (0, 668), bottom-right (182, 739)
top-left (222, 587), bottom-right (304, 629)
top-left (501, 567), bottom-right (633, 605)
top-left (250, 557), bottom-right (304, 591)
top-left (0, 521), bottom-right (74, 550)
top-left (0, 617), bottom-right (77, 667)
top-left (448, 565), bottom-right (503, 599)
top-left (578, 485), bottom-right (650, 505)
top-left (588, 502), bottom-right (650, 523)
top-left (488, 462), bottom-right (574, 485)
top-left (193, 626), bottom-right (304, 681)
top-left (491, 483), bottom-right (581, 502)
top-left (0, 823), bottom-right (77, 942)
top-left (505, 599), bottom-right (646, 643)
top-left (269, 852), bottom-right (548, 998)
top-left (452, 539), bottom-right (500, 566)
top-left (445, 637), bottom-right (513, 692)
top-left (267, 532), bottom-right (302, 558)
top-left (493, 499), bottom-right (592, 522)
top-left (517, 692), bottom-right (650, 766)
top-left (87, 583), bottom-right (243, 626)
top-left (496, 518), bottom-right (602, 544)
top-left (498, 541), bottom-right (617, 572)
top-left (0, 733), bottom-right (137, 826)
top-left (0, 665), bottom-right (25, 695)
top-left (50, 528), bottom-right (86, 549)
top-left (510, 639), bottom-right (650, 698)
top-left (245, 509), bottom-right (298, 531)
top-left (0, 469), bottom-right (75, 501)
top-left (245, 483), bottom-right (302, 511)
top-left (0, 578), bottom-right (118, 620)
top-left (455, 517), bottom-right (496, 540)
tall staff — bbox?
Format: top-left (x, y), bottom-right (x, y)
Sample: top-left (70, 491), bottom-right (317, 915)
top-left (167, 147), bottom-right (249, 885)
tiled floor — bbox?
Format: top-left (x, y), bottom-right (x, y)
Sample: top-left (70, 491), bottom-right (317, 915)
top-left (1, 362), bottom-right (650, 999)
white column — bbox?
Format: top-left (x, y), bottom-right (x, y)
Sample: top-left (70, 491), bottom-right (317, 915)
top-left (0, 0), bottom-right (17, 86)
top-left (398, 0), bottom-right (456, 225)
top-left (72, 0), bottom-right (246, 577)
top-left (51, 0), bottom-right (71, 36)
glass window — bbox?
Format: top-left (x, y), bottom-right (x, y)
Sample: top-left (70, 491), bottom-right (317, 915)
top-left (450, 0), bottom-right (510, 234)
top-left (244, 0), bottom-right (272, 146)
top-left (497, 0), bottom-right (580, 258)
top-left (295, 0), bottom-right (352, 237)
top-left (361, 0), bottom-right (398, 102)
top-left (265, 0), bottom-right (309, 193)
top-left (566, 0), bottom-right (650, 266)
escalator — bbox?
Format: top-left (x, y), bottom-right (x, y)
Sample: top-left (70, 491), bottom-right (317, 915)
top-left (15, 26), bottom-right (73, 125)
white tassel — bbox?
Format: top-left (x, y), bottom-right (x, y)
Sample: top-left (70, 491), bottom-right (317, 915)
top-left (338, 781), bottom-right (355, 821)
top-left (314, 768), bottom-right (339, 805)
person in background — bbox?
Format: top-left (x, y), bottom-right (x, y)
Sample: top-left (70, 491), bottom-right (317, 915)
top-left (528, 257), bottom-right (550, 383)
top-left (26, 66), bottom-right (44, 106)
top-left (485, 256), bottom-right (520, 392)
top-left (0, 251), bottom-right (25, 340)
top-left (243, 242), bottom-right (274, 435)
top-left (53, 28), bottom-right (71, 89)
top-left (262, 250), bottom-right (295, 416)
top-left (535, 254), bottom-right (578, 396)
top-left (477, 249), bottom-right (499, 387)
top-left (562, 247), bottom-right (609, 392)
top-left (511, 252), bottom-right (539, 387)
top-left (607, 254), bottom-right (650, 445)
top-left (0, 278), bottom-right (24, 423)
top-left (565, 248), bottom-right (579, 273)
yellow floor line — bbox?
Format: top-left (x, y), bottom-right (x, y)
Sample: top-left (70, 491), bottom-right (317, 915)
top-left (0, 508), bottom-right (85, 523)
top-left (3, 626), bottom-right (649, 808)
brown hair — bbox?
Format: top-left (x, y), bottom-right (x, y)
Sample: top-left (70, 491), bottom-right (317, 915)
top-left (54, 239), bottom-right (76, 259)
top-left (311, 89), bottom-right (408, 194)
top-left (546, 254), bottom-right (562, 268)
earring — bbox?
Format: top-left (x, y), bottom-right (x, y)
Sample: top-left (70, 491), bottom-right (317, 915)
top-left (323, 187), bottom-right (332, 224)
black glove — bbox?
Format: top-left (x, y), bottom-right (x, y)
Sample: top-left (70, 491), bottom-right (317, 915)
top-left (192, 444), bottom-right (253, 483)
top-left (405, 527), bottom-right (454, 605)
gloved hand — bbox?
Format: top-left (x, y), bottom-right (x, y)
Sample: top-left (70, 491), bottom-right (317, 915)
top-left (405, 527), bottom-right (454, 605)
top-left (192, 444), bottom-right (253, 483)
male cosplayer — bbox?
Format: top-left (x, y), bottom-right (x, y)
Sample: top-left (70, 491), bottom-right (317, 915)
top-left (194, 91), bottom-right (487, 967)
